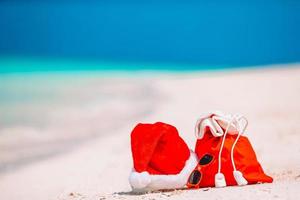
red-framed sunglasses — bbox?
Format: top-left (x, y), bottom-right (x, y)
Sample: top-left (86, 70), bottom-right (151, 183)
top-left (186, 154), bottom-right (214, 188)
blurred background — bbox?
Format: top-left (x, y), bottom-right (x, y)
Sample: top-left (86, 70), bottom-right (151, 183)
top-left (0, 1), bottom-right (299, 174)
top-left (0, 0), bottom-right (300, 70)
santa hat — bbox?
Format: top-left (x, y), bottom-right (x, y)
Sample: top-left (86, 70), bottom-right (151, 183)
top-left (129, 122), bottom-right (198, 191)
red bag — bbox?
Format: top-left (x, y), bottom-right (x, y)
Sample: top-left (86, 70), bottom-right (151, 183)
top-left (194, 132), bottom-right (273, 187)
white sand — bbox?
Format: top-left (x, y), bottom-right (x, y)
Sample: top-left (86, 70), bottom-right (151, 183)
top-left (0, 66), bottom-right (300, 200)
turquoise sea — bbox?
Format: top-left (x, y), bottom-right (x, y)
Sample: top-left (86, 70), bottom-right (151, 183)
top-left (1, 56), bottom-right (298, 75)
top-left (0, 57), bottom-right (231, 74)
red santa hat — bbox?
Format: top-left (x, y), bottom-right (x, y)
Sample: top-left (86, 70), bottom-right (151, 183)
top-left (129, 122), bottom-right (198, 191)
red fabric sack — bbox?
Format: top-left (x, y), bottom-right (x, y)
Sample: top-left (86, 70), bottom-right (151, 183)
top-left (194, 132), bottom-right (273, 187)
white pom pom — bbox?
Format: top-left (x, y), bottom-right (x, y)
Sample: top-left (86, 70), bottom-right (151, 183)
top-left (215, 172), bottom-right (226, 188)
top-left (129, 171), bottom-right (151, 189)
top-left (233, 170), bottom-right (248, 186)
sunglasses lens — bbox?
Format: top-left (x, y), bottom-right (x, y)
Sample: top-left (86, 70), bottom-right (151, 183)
top-left (188, 170), bottom-right (202, 185)
top-left (199, 154), bottom-right (213, 165)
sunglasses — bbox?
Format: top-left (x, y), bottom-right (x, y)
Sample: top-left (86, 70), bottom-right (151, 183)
top-left (187, 154), bottom-right (214, 188)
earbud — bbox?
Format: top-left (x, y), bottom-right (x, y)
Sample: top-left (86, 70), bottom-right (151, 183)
top-left (215, 172), bottom-right (226, 187)
top-left (233, 170), bottom-right (248, 186)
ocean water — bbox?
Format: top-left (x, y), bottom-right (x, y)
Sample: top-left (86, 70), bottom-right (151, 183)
top-left (0, 56), bottom-right (298, 75)
top-left (0, 56), bottom-right (231, 74)
top-left (0, 1), bottom-right (300, 71)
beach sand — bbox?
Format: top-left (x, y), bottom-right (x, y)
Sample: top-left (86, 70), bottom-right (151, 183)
top-left (0, 66), bottom-right (300, 200)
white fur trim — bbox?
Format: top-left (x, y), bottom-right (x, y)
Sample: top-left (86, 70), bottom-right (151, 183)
top-left (129, 150), bottom-right (198, 191)
top-left (128, 171), bottom-right (151, 189)
top-left (195, 111), bottom-right (242, 139)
